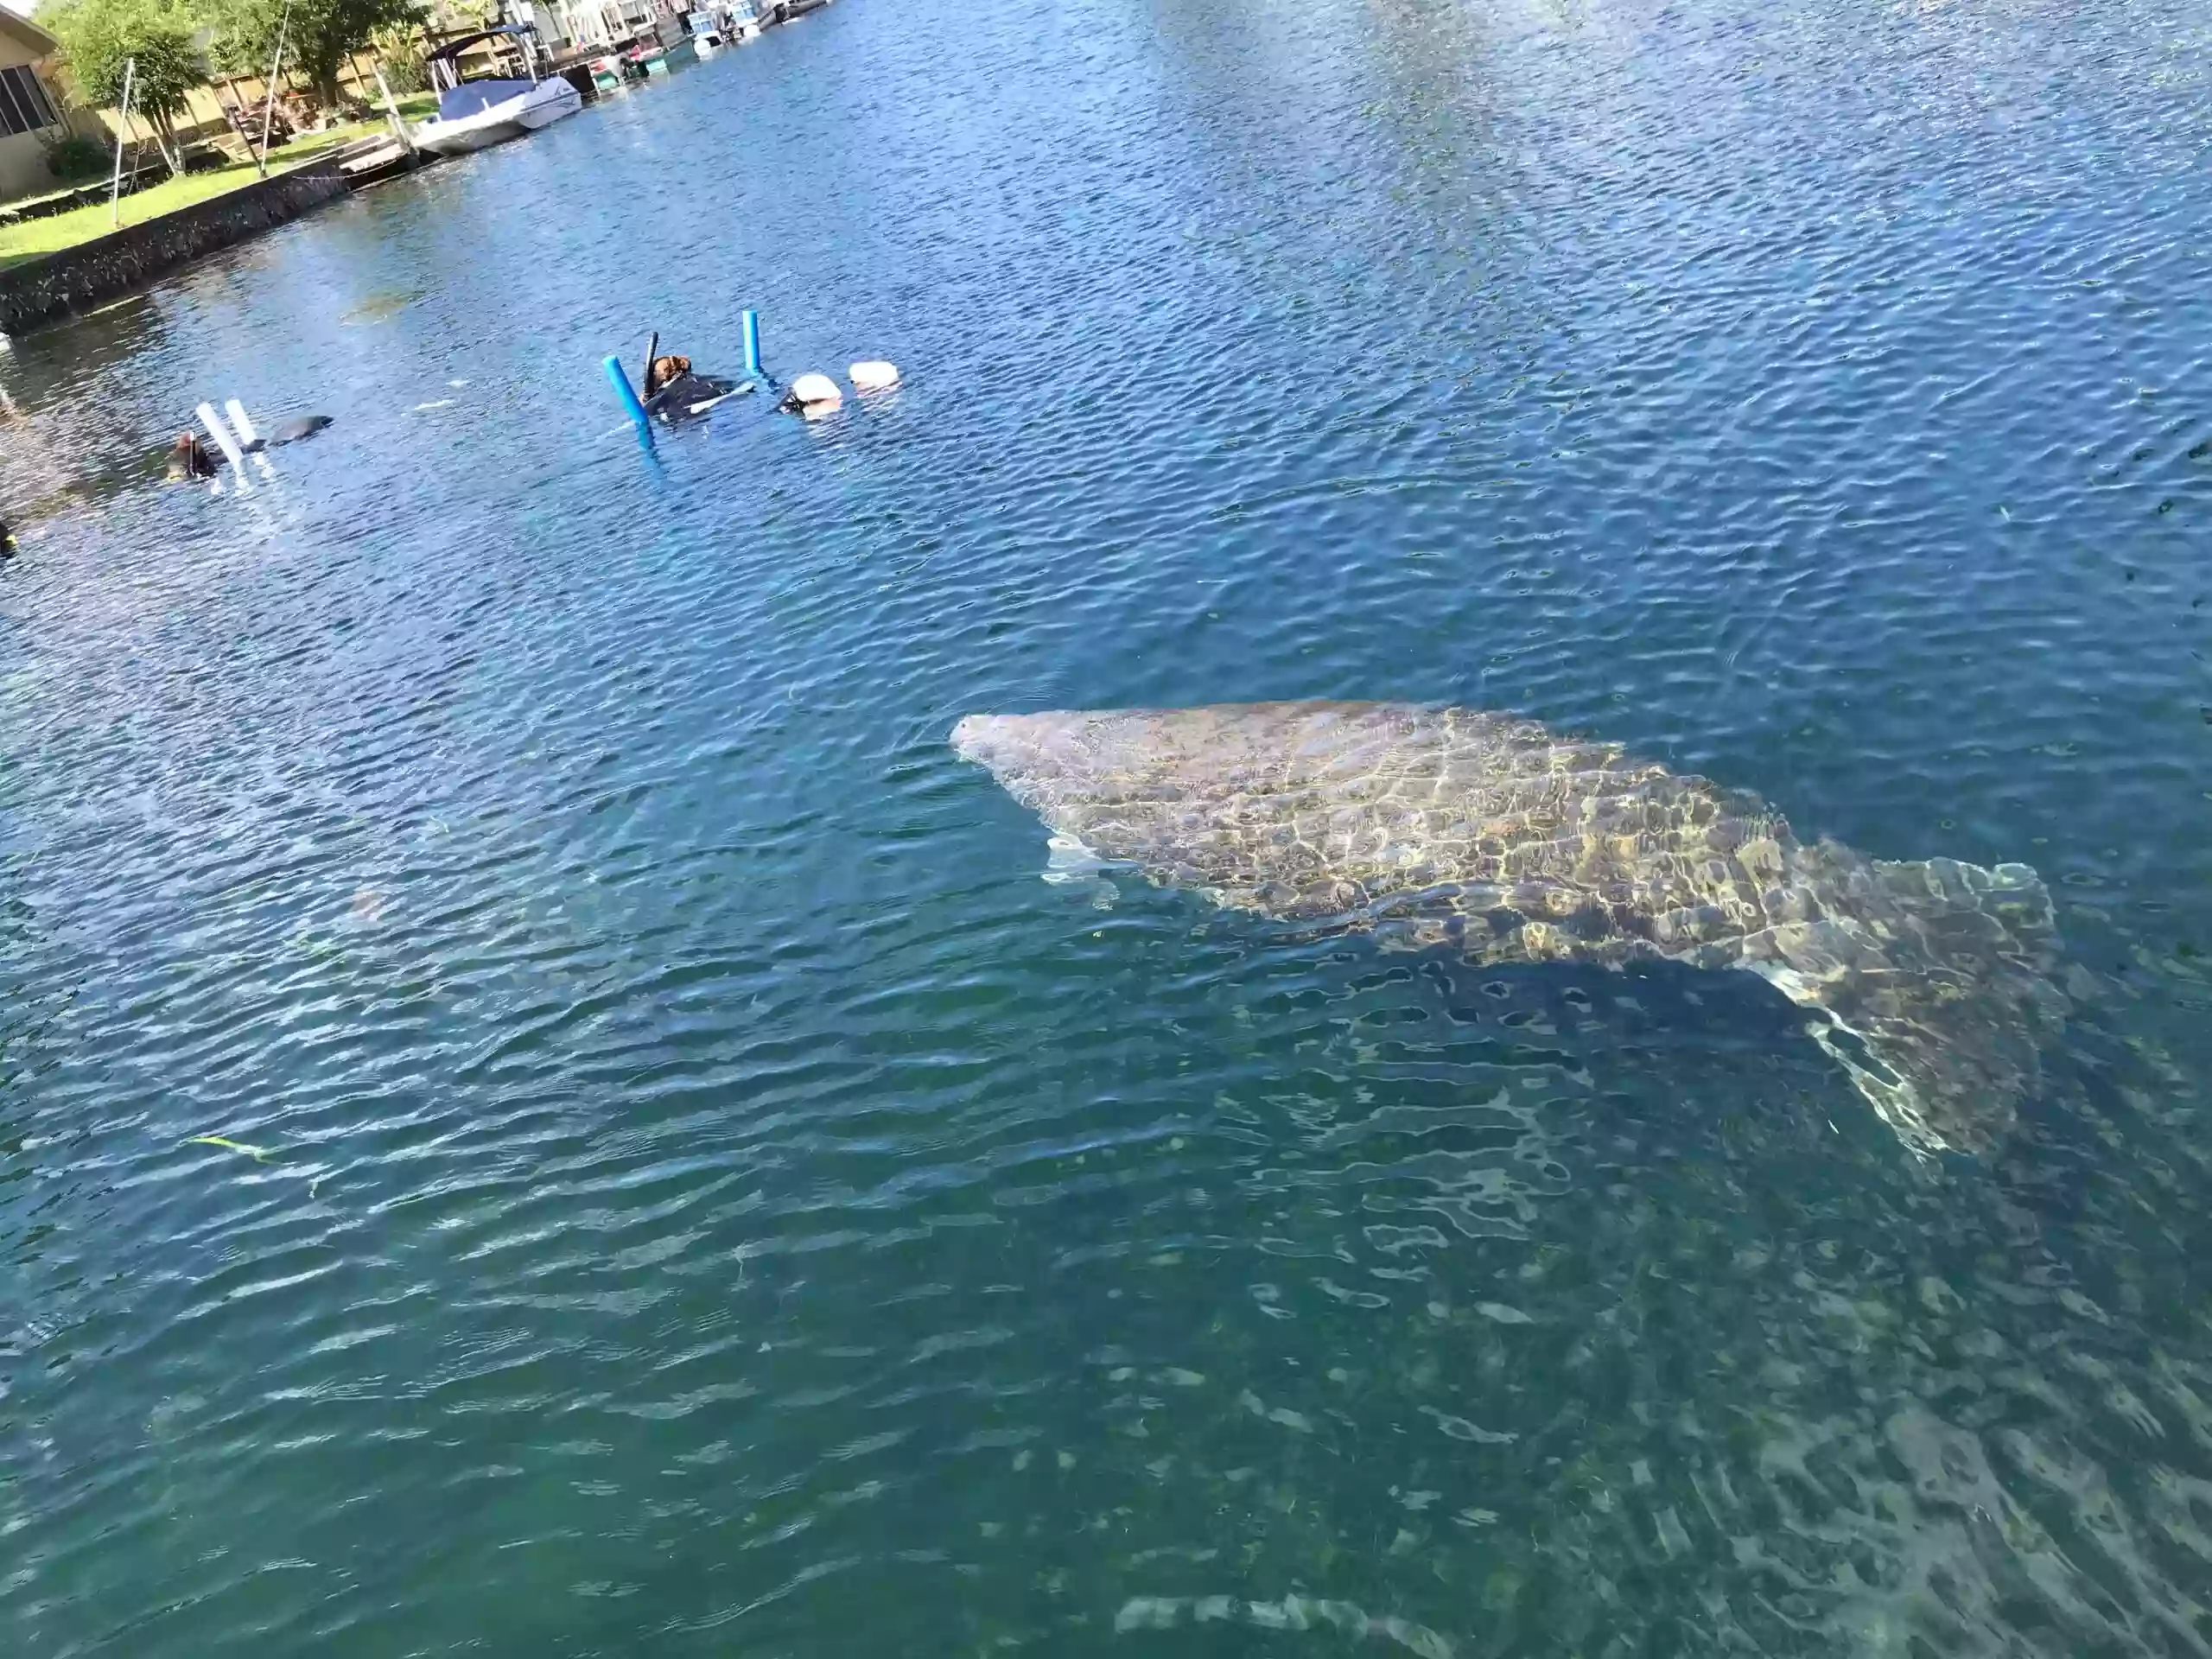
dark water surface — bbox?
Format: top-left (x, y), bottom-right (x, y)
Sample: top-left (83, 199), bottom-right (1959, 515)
top-left (5, 0), bottom-right (2212, 1652)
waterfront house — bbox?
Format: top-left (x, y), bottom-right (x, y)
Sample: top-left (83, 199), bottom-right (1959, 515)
top-left (515, 0), bottom-right (670, 60)
top-left (0, 8), bottom-right (66, 203)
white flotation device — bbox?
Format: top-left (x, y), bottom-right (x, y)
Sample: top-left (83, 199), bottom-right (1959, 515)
top-left (789, 372), bottom-right (843, 410)
top-left (848, 359), bottom-right (899, 392)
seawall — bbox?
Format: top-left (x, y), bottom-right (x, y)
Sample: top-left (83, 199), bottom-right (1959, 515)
top-left (0, 162), bottom-right (350, 337)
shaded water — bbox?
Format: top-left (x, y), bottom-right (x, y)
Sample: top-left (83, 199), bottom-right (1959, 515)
top-left (4, 0), bottom-right (2212, 1651)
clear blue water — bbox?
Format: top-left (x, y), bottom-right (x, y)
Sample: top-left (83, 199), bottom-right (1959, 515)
top-left (4, 0), bottom-right (2212, 1651)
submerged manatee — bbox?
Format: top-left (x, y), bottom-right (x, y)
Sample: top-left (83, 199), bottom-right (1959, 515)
top-left (240, 415), bottom-right (334, 454)
top-left (951, 702), bottom-right (2069, 1157)
top-left (270, 414), bottom-right (333, 445)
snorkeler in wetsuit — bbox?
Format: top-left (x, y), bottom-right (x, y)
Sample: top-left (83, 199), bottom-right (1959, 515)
top-left (776, 372), bottom-right (844, 416)
top-left (643, 354), bottom-right (742, 422)
top-left (166, 432), bottom-right (219, 481)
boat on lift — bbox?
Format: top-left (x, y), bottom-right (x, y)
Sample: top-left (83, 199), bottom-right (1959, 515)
top-left (411, 25), bottom-right (581, 157)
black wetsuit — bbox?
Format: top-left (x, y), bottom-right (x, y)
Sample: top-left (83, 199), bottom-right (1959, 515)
top-left (167, 439), bottom-right (219, 481)
top-left (647, 372), bottom-right (743, 423)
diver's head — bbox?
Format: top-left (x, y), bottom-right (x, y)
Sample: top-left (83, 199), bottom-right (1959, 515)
top-left (646, 354), bottom-right (691, 397)
top-left (167, 433), bottom-right (213, 480)
top-left (779, 372), bottom-right (843, 416)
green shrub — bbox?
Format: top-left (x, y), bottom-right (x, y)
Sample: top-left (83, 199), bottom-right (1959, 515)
top-left (373, 51), bottom-right (428, 94)
top-left (43, 133), bottom-right (109, 181)
top-left (42, 2), bottom-right (207, 127)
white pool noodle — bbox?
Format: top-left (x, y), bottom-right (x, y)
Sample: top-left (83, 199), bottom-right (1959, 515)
top-left (194, 402), bottom-right (252, 492)
top-left (227, 399), bottom-right (276, 475)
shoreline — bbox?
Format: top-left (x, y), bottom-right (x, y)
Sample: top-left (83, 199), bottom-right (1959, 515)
top-left (0, 14), bottom-right (822, 341)
top-left (0, 159), bottom-right (351, 338)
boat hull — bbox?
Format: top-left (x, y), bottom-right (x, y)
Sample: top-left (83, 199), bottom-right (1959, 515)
top-left (411, 79), bottom-right (580, 155)
top-left (415, 118), bottom-right (526, 155)
top-left (417, 118), bottom-right (524, 154)
top-left (516, 81), bottom-right (582, 130)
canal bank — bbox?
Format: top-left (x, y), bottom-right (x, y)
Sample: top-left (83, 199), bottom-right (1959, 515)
top-left (0, 3), bottom-right (791, 339)
top-left (0, 159), bottom-right (350, 335)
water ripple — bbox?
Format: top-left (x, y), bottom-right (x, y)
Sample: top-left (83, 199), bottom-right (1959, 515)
top-left (4, 0), bottom-right (2212, 1651)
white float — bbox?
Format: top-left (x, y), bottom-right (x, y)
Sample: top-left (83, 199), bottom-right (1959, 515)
top-left (223, 397), bottom-right (261, 448)
top-left (848, 359), bottom-right (899, 392)
top-left (194, 401), bottom-right (252, 492)
top-left (789, 372), bottom-right (842, 410)
top-left (225, 397), bottom-right (276, 474)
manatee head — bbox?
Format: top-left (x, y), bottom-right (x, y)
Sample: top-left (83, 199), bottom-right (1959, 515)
top-left (952, 702), bottom-right (1410, 822)
top-left (947, 710), bottom-right (1104, 815)
top-left (950, 708), bottom-right (1166, 861)
top-left (950, 702), bottom-right (1421, 911)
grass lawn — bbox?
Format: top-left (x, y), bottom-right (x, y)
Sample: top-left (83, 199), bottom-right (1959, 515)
top-left (0, 92), bottom-right (440, 272)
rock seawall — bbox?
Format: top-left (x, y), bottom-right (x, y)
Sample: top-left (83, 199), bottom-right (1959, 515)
top-left (0, 162), bottom-right (350, 336)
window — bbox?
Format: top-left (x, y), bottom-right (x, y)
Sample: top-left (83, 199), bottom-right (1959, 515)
top-left (0, 66), bottom-right (58, 137)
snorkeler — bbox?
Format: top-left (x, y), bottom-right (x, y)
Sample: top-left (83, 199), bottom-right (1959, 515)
top-left (777, 372), bottom-right (844, 416)
top-left (644, 354), bottom-right (743, 422)
top-left (166, 432), bottom-right (219, 481)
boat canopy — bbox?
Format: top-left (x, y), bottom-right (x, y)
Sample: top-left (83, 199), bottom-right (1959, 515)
top-left (435, 77), bottom-right (538, 122)
top-left (426, 25), bottom-right (535, 65)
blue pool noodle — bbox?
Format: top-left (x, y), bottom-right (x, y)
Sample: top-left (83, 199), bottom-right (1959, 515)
top-left (605, 354), bottom-right (654, 443)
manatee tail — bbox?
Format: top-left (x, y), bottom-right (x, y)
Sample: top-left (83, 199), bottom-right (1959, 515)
top-left (1738, 848), bottom-right (2069, 1157)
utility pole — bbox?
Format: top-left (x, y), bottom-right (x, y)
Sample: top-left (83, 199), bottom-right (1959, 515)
top-left (254, 0), bottom-right (296, 178)
top-left (107, 56), bottom-right (136, 227)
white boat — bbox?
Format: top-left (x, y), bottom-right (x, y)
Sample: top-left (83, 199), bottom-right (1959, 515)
top-left (704, 1), bottom-right (764, 40)
top-left (411, 26), bottom-right (582, 157)
top-left (687, 8), bottom-right (756, 47)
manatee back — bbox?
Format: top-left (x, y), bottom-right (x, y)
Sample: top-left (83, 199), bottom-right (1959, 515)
top-left (270, 415), bottom-right (334, 446)
top-left (954, 702), bottom-right (1796, 963)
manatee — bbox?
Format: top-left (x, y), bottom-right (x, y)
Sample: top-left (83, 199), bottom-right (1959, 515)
top-left (233, 415), bottom-right (333, 454)
top-left (258, 411), bottom-right (332, 448)
top-left (950, 702), bottom-right (2069, 1157)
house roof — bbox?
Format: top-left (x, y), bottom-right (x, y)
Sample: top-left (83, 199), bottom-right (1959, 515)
top-left (0, 8), bottom-right (58, 57)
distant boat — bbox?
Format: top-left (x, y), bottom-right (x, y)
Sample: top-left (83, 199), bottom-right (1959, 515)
top-left (411, 25), bottom-right (582, 157)
top-left (715, 1), bottom-right (766, 39)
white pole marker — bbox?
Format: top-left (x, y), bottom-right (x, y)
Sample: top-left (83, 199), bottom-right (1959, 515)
top-left (195, 402), bottom-right (253, 493)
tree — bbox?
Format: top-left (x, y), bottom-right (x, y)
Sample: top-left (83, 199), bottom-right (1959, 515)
top-left (205, 0), bottom-right (428, 109)
top-left (37, 0), bottom-right (209, 173)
